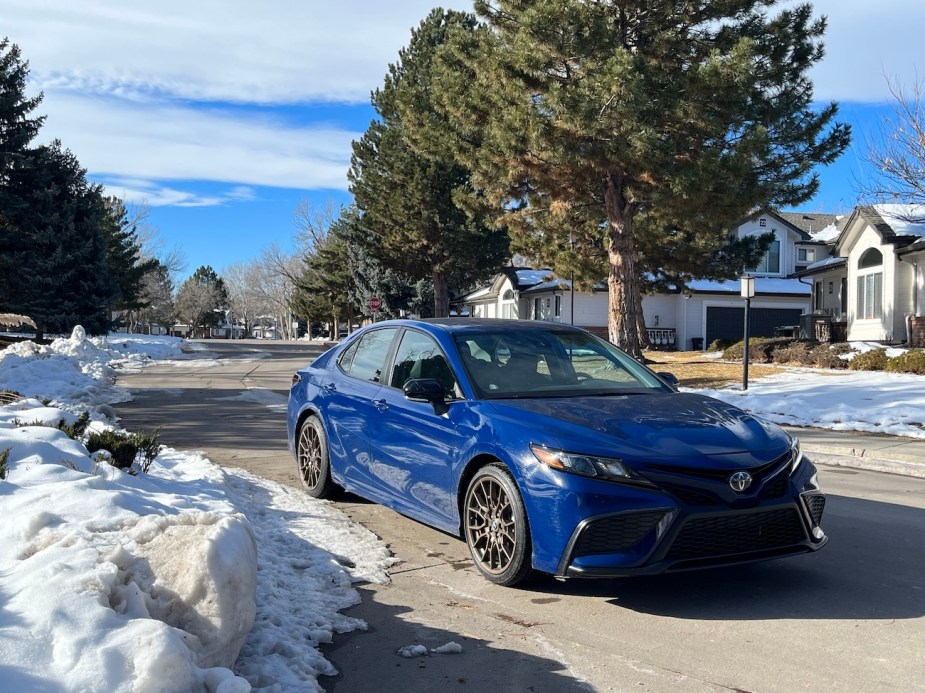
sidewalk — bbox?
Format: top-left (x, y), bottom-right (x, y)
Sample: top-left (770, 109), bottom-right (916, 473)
top-left (784, 425), bottom-right (925, 478)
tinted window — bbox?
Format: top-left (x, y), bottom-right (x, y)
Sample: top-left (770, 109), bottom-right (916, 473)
top-left (345, 329), bottom-right (396, 383)
top-left (337, 340), bottom-right (360, 373)
top-left (454, 329), bottom-right (667, 398)
top-left (390, 330), bottom-right (458, 396)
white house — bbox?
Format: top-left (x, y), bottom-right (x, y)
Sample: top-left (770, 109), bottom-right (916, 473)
top-left (456, 211), bottom-right (821, 350)
top-left (798, 205), bottom-right (925, 346)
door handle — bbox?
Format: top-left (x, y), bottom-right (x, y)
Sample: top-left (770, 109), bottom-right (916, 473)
top-left (373, 398), bottom-right (389, 412)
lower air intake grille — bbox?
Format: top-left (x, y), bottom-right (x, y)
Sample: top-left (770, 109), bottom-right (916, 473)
top-left (666, 508), bottom-right (805, 560)
top-left (573, 511), bottom-right (666, 557)
top-left (803, 494), bottom-right (826, 527)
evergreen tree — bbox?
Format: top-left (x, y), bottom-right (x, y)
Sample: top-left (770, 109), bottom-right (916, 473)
top-left (101, 196), bottom-right (159, 328)
top-left (349, 9), bottom-right (509, 317)
top-left (174, 266), bottom-right (228, 336)
top-left (136, 261), bottom-right (175, 333)
top-left (0, 141), bottom-right (117, 338)
top-left (0, 38), bottom-right (44, 183)
top-left (426, 0), bottom-right (850, 357)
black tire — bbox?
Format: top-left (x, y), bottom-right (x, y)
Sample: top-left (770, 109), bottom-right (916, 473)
top-left (463, 464), bottom-right (534, 586)
top-left (296, 416), bottom-right (336, 499)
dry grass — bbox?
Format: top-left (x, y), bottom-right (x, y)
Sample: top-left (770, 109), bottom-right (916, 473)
top-left (644, 350), bottom-right (786, 389)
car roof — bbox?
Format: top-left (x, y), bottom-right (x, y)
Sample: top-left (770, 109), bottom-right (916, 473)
top-left (377, 318), bottom-right (588, 334)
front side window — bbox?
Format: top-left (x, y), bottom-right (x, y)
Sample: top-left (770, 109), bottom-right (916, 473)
top-left (344, 328), bottom-right (397, 382)
top-left (390, 330), bottom-right (459, 396)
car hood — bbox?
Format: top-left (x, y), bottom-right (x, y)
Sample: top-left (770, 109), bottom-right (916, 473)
top-left (488, 392), bottom-right (790, 467)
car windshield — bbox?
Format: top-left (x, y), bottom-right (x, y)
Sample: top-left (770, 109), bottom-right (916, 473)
top-left (452, 328), bottom-right (669, 399)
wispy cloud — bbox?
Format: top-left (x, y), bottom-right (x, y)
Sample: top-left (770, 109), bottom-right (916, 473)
top-left (41, 92), bottom-right (359, 191)
top-left (98, 178), bottom-right (256, 208)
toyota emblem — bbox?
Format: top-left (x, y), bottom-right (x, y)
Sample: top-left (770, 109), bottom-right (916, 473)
top-left (729, 471), bottom-right (753, 492)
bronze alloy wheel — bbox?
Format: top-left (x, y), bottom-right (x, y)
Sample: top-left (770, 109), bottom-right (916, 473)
top-left (464, 465), bottom-right (533, 586)
top-left (297, 417), bottom-right (335, 498)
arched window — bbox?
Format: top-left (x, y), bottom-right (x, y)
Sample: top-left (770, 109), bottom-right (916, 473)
top-left (856, 248), bottom-right (883, 320)
top-left (502, 289), bottom-right (514, 300)
top-left (858, 248), bottom-right (883, 269)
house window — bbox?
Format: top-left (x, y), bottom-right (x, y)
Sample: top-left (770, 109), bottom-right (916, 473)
top-left (749, 238), bottom-right (780, 274)
top-left (855, 248), bottom-right (884, 320)
top-left (814, 282), bottom-right (823, 311)
top-left (533, 297), bottom-right (541, 320)
top-left (501, 289), bottom-right (516, 319)
top-left (797, 248), bottom-right (816, 263)
top-left (840, 277), bottom-right (847, 316)
top-left (828, 281), bottom-right (833, 295)
top-left (554, 295), bottom-right (561, 317)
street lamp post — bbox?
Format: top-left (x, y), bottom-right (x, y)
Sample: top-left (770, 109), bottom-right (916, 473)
top-left (740, 274), bottom-right (755, 390)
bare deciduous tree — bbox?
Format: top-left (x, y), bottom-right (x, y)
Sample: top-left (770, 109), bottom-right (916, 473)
top-left (860, 76), bottom-right (925, 221)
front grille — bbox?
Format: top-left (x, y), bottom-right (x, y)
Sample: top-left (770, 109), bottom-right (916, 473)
top-left (645, 451), bottom-right (790, 483)
top-left (573, 511), bottom-right (666, 557)
top-left (666, 508), bottom-right (806, 560)
top-left (667, 486), bottom-right (720, 507)
top-left (760, 472), bottom-right (789, 500)
top-left (803, 494), bottom-right (826, 527)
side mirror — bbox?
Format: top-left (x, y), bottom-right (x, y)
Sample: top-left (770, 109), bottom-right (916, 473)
top-left (403, 378), bottom-right (448, 404)
top-left (656, 371), bottom-right (680, 388)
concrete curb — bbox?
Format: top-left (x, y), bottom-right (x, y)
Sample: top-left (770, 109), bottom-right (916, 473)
top-left (803, 444), bottom-right (925, 479)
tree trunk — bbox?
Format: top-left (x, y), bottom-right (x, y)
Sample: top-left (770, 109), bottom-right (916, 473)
top-left (604, 174), bottom-right (647, 359)
top-left (433, 270), bottom-right (450, 318)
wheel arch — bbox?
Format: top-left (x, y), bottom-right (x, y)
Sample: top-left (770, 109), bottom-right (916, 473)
top-left (456, 453), bottom-right (533, 536)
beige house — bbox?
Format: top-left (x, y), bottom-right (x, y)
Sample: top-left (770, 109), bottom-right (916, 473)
top-left (799, 205), bottom-right (925, 346)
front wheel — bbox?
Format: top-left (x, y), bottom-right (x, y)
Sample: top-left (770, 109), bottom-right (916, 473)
top-left (463, 464), bottom-right (533, 586)
top-left (296, 416), bottom-right (336, 498)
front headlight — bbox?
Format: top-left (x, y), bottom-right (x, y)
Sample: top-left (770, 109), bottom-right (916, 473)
top-left (530, 444), bottom-right (649, 484)
top-left (789, 437), bottom-right (804, 474)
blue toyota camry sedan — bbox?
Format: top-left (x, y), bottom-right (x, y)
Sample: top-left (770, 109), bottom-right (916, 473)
top-left (287, 319), bottom-right (826, 586)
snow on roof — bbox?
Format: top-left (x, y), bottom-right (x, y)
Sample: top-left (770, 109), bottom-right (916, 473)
top-left (810, 215), bottom-right (846, 243)
top-left (514, 268), bottom-right (553, 287)
top-left (805, 255), bottom-right (847, 271)
top-left (687, 277), bottom-right (811, 295)
top-left (874, 204), bottom-right (925, 239)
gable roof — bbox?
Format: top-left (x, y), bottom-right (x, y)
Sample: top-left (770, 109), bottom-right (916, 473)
top-left (835, 204), bottom-right (925, 255)
top-left (776, 212), bottom-right (844, 240)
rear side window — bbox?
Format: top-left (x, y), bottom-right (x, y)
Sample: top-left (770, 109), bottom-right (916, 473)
top-left (341, 329), bottom-right (396, 383)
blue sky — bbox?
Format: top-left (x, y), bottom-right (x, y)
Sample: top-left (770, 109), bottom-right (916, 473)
top-left (5, 0), bottom-right (923, 280)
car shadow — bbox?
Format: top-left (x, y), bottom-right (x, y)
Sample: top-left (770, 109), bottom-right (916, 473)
top-left (526, 493), bottom-right (925, 621)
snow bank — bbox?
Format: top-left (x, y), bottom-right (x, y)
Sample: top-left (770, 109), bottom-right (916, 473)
top-left (0, 433), bottom-right (257, 692)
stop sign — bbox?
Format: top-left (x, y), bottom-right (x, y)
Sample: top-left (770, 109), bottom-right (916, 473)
top-left (369, 296), bottom-right (382, 312)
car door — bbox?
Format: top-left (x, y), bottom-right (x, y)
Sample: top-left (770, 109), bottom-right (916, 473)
top-left (321, 327), bottom-right (398, 495)
top-left (366, 328), bottom-right (470, 532)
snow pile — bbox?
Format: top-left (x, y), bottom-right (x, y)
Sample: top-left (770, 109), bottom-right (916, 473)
top-left (0, 327), bottom-right (193, 404)
top-left (690, 368), bottom-right (925, 438)
top-left (0, 328), bottom-right (393, 692)
top-left (0, 421), bottom-right (257, 692)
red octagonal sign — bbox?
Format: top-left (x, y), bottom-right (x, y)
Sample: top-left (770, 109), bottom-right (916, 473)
top-left (369, 296), bottom-right (382, 312)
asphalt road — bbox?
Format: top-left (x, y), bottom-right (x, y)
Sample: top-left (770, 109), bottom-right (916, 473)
top-left (114, 340), bottom-right (925, 693)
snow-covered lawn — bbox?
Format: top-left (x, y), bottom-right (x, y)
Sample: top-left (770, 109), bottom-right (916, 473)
top-left (1, 330), bottom-right (923, 691)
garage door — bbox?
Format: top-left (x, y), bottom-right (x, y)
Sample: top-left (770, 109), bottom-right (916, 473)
top-left (706, 307), bottom-right (803, 345)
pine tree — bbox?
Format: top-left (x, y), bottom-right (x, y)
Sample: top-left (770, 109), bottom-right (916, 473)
top-left (0, 141), bottom-right (117, 338)
top-left (101, 196), bottom-right (160, 328)
top-left (349, 9), bottom-right (509, 317)
top-left (426, 0), bottom-right (850, 357)
top-left (0, 38), bottom-right (44, 182)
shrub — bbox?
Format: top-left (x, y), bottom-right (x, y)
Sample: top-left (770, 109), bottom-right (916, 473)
top-left (849, 348), bottom-right (888, 371)
top-left (708, 338), bottom-right (736, 352)
top-left (808, 344), bottom-right (851, 370)
top-left (0, 447), bottom-right (9, 480)
top-left (771, 341), bottom-right (813, 366)
top-left (0, 389), bottom-right (22, 405)
top-left (57, 412), bottom-right (91, 440)
top-left (885, 349), bottom-right (925, 374)
top-left (86, 429), bottom-right (162, 472)
top-left (722, 337), bottom-right (794, 363)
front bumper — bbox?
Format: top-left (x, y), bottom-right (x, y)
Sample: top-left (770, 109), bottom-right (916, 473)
top-left (549, 456), bottom-right (827, 578)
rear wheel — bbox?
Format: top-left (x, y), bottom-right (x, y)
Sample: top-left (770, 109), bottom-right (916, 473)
top-left (296, 416), bottom-right (336, 498)
top-left (463, 464), bottom-right (533, 586)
